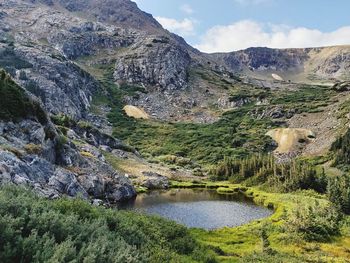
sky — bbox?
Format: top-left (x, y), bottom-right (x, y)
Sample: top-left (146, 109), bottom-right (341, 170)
top-left (133, 0), bottom-right (350, 53)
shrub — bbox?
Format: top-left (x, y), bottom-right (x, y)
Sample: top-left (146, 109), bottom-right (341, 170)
top-left (24, 143), bottom-right (42, 155)
top-left (77, 120), bottom-right (93, 129)
top-left (51, 114), bottom-right (76, 128)
top-left (80, 151), bottom-right (95, 158)
top-left (327, 174), bottom-right (350, 214)
top-left (0, 186), bottom-right (215, 263)
top-left (1, 145), bottom-right (24, 158)
top-left (285, 201), bottom-right (341, 242)
top-left (0, 70), bottom-right (47, 123)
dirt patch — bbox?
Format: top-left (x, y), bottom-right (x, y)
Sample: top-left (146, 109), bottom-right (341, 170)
top-left (123, 105), bottom-right (149, 119)
top-left (266, 128), bottom-right (315, 153)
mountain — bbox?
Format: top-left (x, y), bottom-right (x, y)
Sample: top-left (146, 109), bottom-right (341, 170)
top-left (2, 1), bottom-right (350, 262)
top-left (1, 0), bottom-right (350, 201)
top-left (210, 45), bottom-right (350, 83)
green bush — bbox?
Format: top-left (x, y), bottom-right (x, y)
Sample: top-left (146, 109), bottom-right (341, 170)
top-left (0, 186), bottom-right (216, 263)
top-left (51, 114), bottom-right (76, 127)
top-left (285, 200), bottom-right (341, 242)
top-left (327, 174), bottom-right (350, 214)
top-left (332, 129), bottom-right (350, 169)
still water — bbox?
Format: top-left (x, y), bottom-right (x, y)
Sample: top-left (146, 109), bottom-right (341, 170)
top-left (119, 189), bottom-right (273, 230)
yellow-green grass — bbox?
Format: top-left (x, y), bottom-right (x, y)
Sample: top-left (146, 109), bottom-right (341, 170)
top-left (172, 181), bottom-right (350, 262)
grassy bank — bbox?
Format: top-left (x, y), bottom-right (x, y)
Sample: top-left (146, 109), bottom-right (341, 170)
top-left (169, 181), bottom-right (350, 262)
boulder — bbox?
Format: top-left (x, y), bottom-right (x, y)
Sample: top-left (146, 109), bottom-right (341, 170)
top-left (140, 171), bottom-right (169, 190)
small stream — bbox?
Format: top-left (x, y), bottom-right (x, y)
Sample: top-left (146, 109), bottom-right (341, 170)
top-left (118, 189), bottom-right (273, 230)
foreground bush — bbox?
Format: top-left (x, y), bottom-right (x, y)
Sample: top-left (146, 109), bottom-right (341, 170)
top-left (0, 186), bottom-right (215, 263)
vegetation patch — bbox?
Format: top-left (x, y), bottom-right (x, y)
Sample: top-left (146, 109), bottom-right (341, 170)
top-left (189, 183), bottom-right (349, 262)
top-left (24, 143), bottom-right (42, 155)
top-left (0, 186), bottom-right (216, 263)
top-left (0, 70), bottom-right (47, 123)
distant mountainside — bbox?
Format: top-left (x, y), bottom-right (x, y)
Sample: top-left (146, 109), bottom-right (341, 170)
top-left (210, 46), bottom-right (350, 83)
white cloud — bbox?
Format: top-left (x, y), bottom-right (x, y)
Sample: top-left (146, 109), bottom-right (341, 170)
top-left (180, 4), bottom-right (194, 14)
top-left (155, 16), bottom-right (196, 36)
top-left (195, 20), bottom-right (350, 53)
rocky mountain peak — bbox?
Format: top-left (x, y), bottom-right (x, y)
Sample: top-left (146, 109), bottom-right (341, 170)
top-left (28, 0), bottom-right (163, 33)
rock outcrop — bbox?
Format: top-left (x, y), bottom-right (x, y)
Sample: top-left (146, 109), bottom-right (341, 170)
top-left (0, 71), bottom-right (136, 202)
top-left (114, 36), bottom-right (191, 91)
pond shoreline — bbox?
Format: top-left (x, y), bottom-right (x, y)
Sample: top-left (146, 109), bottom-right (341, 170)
top-left (119, 186), bottom-right (273, 230)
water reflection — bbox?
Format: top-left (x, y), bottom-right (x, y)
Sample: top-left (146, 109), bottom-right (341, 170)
top-left (118, 189), bottom-right (273, 230)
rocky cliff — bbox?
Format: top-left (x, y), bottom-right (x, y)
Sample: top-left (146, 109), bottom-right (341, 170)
top-left (0, 70), bottom-right (136, 202)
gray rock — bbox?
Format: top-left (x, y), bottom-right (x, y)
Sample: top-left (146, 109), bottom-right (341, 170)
top-left (92, 199), bottom-right (103, 206)
top-left (140, 171), bottom-right (169, 190)
top-left (114, 36), bottom-right (191, 91)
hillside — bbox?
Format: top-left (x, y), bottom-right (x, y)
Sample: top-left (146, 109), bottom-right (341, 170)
top-left (1, 0), bottom-right (350, 262)
top-left (1, 0), bottom-right (350, 202)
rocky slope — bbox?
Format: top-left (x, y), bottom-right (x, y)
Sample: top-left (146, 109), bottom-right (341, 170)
top-left (0, 70), bottom-right (136, 202)
top-left (4, 0), bottom-right (349, 124)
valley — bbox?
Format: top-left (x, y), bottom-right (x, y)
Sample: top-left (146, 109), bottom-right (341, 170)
top-left (0, 0), bottom-right (350, 262)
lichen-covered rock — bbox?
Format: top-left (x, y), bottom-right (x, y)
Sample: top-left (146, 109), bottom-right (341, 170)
top-left (332, 81), bottom-right (350, 92)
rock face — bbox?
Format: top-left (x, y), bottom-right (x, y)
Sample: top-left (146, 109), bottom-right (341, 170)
top-left (3, 0), bottom-right (350, 124)
top-left (0, 117), bottom-right (136, 202)
top-left (211, 47), bottom-right (309, 72)
top-left (0, 0), bottom-right (197, 121)
top-left (332, 81), bottom-right (350, 92)
top-left (114, 36), bottom-right (191, 91)
top-left (34, 0), bottom-right (163, 33)
top-left (0, 72), bottom-right (136, 202)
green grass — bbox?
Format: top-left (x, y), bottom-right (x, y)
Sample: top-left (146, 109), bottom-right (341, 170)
top-left (110, 108), bottom-right (275, 166)
top-left (75, 58), bottom-right (341, 169)
top-left (270, 84), bottom-right (336, 113)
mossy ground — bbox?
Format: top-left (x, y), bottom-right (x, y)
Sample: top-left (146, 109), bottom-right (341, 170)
top-left (173, 181), bottom-right (350, 262)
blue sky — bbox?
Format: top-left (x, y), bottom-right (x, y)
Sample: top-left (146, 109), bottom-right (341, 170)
top-left (134, 0), bottom-right (350, 53)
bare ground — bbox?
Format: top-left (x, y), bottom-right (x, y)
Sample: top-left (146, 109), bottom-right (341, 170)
top-left (287, 92), bottom-right (350, 156)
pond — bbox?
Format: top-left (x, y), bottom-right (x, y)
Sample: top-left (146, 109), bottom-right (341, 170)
top-left (118, 189), bottom-right (273, 230)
